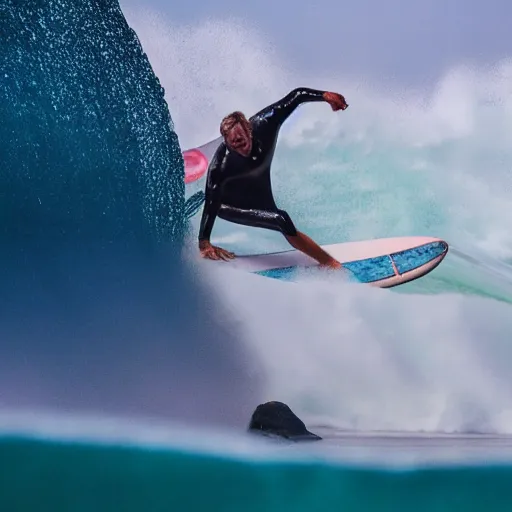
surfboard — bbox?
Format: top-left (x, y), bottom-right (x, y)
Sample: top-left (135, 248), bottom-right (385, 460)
top-left (207, 236), bottom-right (449, 288)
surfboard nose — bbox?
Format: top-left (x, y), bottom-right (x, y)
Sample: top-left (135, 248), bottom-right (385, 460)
top-left (391, 240), bottom-right (449, 275)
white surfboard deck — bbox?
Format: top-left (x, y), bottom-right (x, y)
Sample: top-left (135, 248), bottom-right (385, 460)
top-left (205, 236), bottom-right (449, 288)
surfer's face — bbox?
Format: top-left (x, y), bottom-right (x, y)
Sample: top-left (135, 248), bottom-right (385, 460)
top-left (226, 122), bottom-right (252, 157)
top-left (221, 112), bottom-right (253, 157)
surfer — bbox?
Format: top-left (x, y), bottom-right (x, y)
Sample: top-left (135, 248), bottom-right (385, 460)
top-left (198, 87), bottom-right (348, 268)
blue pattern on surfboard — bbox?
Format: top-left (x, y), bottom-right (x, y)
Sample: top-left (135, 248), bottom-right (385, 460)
top-left (343, 255), bottom-right (395, 282)
top-left (256, 266), bottom-right (302, 281)
top-left (255, 241), bottom-right (447, 284)
top-left (391, 241), bottom-right (446, 274)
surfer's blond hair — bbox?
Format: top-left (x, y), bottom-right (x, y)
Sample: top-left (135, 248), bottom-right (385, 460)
top-left (220, 111), bottom-right (252, 139)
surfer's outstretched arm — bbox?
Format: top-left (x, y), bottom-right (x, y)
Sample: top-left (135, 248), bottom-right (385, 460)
top-left (253, 88), bottom-right (348, 126)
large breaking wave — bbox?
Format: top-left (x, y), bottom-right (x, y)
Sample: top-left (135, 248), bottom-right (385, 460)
top-left (0, 0), bottom-right (261, 430)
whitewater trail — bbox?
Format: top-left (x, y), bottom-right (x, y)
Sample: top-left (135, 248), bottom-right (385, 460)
top-left (194, 260), bottom-right (512, 434)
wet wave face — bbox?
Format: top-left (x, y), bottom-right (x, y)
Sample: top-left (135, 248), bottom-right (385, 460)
top-left (0, 0), bottom-right (262, 429)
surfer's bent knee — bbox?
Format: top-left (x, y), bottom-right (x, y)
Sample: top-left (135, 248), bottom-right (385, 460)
top-left (276, 210), bottom-right (298, 237)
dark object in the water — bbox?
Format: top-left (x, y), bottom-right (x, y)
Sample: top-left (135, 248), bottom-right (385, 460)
top-left (248, 401), bottom-right (322, 441)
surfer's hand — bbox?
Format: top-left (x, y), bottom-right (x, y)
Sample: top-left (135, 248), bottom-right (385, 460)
top-left (323, 92), bottom-right (348, 111)
top-left (199, 240), bottom-right (235, 261)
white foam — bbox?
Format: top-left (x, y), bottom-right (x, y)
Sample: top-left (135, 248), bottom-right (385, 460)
top-left (201, 262), bottom-right (512, 434)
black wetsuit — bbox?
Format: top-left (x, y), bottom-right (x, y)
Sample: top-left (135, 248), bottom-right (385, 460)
top-left (198, 88), bottom-right (327, 241)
